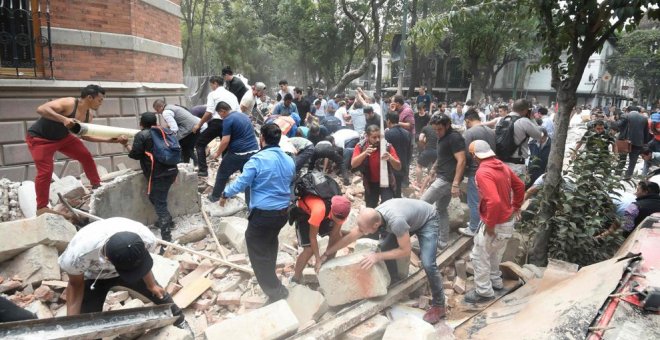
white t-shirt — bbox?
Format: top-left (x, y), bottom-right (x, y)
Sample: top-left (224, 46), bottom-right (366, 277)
top-left (58, 218), bottom-right (156, 280)
top-left (335, 107), bottom-right (348, 126)
top-left (332, 128), bottom-right (360, 148)
top-left (371, 103), bottom-right (383, 116)
top-left (315, 99), bottom-right (328, 117)
top-left (240, 90), bottom-right (256, 114)
top-left (206, 87), bottom-right (240, 120)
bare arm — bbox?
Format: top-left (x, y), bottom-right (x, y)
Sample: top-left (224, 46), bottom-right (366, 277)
top-left (213, 135), bottom-right (231, 159)
top-left (323, 226), bottom-right (363, 258)
top-left (65, 274), bottom-right (85, 316)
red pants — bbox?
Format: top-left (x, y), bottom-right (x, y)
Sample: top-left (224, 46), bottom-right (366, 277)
top-left (26, 134), bottom-right (101, 209)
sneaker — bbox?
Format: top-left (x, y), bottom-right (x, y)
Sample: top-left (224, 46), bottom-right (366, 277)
top-left (458, 226), bottom-right (477, 237)
top-left (463, 289), bottom-right (495, 304)
top-left (207, 194), bottom-right (219, 203)
top-left (492, 281), bottom-right (504, 291)
top-left (437, 240), bottom-right (448, 250)
top-left (422, 305), bottom-right (446, 324)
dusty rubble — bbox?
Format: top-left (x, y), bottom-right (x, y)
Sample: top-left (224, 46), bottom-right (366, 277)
top-left (0, 154), bottom-right (527, 340)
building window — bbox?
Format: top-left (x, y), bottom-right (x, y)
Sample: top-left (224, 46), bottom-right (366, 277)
top-left (0, 0), bottom-right (46, 78)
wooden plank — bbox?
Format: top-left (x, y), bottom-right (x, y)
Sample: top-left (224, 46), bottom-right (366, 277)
top-left (289, 236), bottom-right (474, 340)
top-left (179, 262), bottom-right (217, 287)
top-left (201, 205), bottom-right (228, 259)
top-left (172, 277), bottom-right (213, 308)
top-left (41, 280), bottom-right (69, 289)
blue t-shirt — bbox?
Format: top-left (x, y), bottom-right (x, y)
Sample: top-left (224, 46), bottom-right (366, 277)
top-left (222, 111), bottom-right (259, 153)
top-left (416, 94), bottom-right (431, 111)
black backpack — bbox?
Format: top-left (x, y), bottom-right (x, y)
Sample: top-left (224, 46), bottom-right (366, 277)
top-left (293, 171), bottom-right (342, 213)
top-left (495, 115), bottom-right (523, 160)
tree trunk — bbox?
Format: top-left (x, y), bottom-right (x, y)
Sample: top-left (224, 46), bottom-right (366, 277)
top-left (196, 0), bottom-right (210, 74)
top-left (528, 88), bottom-right (577, 266)
top-left (406, 0), bottom-right (419, 97)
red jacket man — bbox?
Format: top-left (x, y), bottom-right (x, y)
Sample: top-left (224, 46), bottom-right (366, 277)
top-left (464, 140), bottom-right (525, 304)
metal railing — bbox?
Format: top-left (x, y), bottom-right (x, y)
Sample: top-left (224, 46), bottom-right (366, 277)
top-left (0, 0), bottom-right (53, 78)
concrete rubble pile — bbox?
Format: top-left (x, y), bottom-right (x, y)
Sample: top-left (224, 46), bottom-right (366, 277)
top-left (0, 156), bottom-right (532, 340)
top-left (0, 178), bottom-right (26, 222)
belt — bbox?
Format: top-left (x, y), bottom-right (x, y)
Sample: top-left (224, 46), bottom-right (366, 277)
top-left (235, 150), bottom-right (259, 156)
top-left (251, 207), bottom-right (288, 217)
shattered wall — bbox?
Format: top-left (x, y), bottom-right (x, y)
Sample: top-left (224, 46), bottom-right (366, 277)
top-left (89, 165), bottom-right (200, 225)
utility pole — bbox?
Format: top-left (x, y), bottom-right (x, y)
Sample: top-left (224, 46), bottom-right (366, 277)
top-left (397, 0), bottom-right (409, 95)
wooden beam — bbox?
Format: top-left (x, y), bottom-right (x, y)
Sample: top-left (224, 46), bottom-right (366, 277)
top-left (289, 236), bottom-right (474, 340)
top-left (201, 205), bottom-right (228, 259)
top-left (157, 239), bottom-right (254, 275)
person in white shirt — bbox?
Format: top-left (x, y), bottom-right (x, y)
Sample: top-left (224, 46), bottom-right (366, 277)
top-left (192, 76), bottom-right (239, 177)
top-left (240, 82), bottom-right (267, 115)
top-left (335, 101), bottom-right (348, 126)
top-left (277, 80), bottom-right (295, 102)
top-left (58, 217), bottom-right (187, 329)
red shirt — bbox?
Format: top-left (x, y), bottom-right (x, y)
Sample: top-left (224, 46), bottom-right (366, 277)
top-left (475, 157), bottom-right (525, 227)
top-left (352, 143), bottom-right (399, 183)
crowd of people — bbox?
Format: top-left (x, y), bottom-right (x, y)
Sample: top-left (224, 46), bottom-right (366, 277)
top-left (19, 74), bottom-right (660, 327)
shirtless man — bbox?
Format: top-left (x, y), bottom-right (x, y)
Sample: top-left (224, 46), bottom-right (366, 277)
top-left (26, 85), bottom-right (126, 215)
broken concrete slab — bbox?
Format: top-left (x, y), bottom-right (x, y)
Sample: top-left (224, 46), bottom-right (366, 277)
top-left (302, 268), bottom-right (319, 284)
top-left (354, 239), bottom-right (380, 252)
top-left (216, 291), bottom-right (243, 306)
top-left (0, 244), bottom-right (61, 286)
top-left (34, 285), bottom-right (56, 302)
top-left (0, 213), bottom-right (77, 262)
top-left (523, 263), bottom-right (545, 278)
top-left (455, 259), bottom-right (467, 280)
top-left (318, 251), bottom-right (391, 307)
top-left (382, 316), bottom-right (437, 340)
top-left (500, 261), bottom-right (534, 282)
top-left (341, 314), bottom-right (390, 340)
top-left (205, 196), bottom-right (247, 217)
top-left (138, 325), bottom-right (193, 340)
top-left (49, 176), bottom-right (86, 205)
top-left (151, 254), bottom-right (180, 288)
top-left (25, 300), bottom-right (52, 319)
top-left (286, 284), bottom-right (329, 329)
top-left (217, 217), bottom-right (248, 254)
top-left (107, 291), bottom-right (130, 304)
top-left (90, 165), bottom-right (200, 225)
top-left (211, 275), bottom-right (242, 294)
top-left (121, 299), bottom-right (145, 310)
top-left (204, 300), bottom-right (299, 340)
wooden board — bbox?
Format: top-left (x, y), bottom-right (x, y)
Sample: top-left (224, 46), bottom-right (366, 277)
top-left (179, 262), bottom-right (217, 287)
top-left (172, 277), bottom-right (213, 308)
top-left (289, 236), bottom-right (474, 340)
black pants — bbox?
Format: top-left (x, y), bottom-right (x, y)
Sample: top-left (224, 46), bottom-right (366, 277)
top-left (245, 208), bottom-right (289, 301)
top-left (393, 174), bottom-right (404, 198)
top-left (0, 296), bottom-right (36, 322)
top-left (81, 276), bottom-right (184, 325)
top-left (149, 175), bottom-right (176, 223)
top-left (364, 181), bottom-right (394, 208)
top-left (294, 145), bottom-right (315, 173)
top-left (310, 145), bottom-right (348, 180)
top-left (195, 119), bottom-right (223, 174)
top-left (179, 132), bottom-right (199, 165)
top-left (619, 145), bottom-right (643, 178)
top-left (210, 152), bottom-right (254, 204)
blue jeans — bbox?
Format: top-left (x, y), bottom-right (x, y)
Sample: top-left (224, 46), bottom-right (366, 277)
top-left (381, 214), bottom-right (445, 306)
top-left (467, 175), bottom-right (481, 232)
top-left (420, 176), bottom-right (451, 244)
top-left (210, 152), bottom-right (254, 203)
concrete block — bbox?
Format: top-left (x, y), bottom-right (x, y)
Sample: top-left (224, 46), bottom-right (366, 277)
top-left (452, 276), bottom-right (466, 294)
top-left (501, 232), bottom-right (523, 263)
top-left (500, 261), bottom-right (533, 282)
top-left (318, 251), bottom-right (391, 307)
top-left (217, 217), bottom-right (248, 254)
top-left (2, 143), bottom-right (32, 165)
top-left (0, 166), bottom-right (26, 182)
top-left (205, 196), bottom-right (247, 217)
top-left (216, 291), bottom-right (243, 305)
top-left (107, 290), bottom-right (130, 304)
top-left (152, 254), bottom-right (180, 288)
top-left (341, 314), bottom-right (390, 340)
top-left (34, 285), bottom-right (56, 302)
top-left (240, 294), bottom-right (266, 309)
top-left (204, 300), bottom-right (299, 340)
top-left (49, 176), bottom-right (86, 205)
top-left (302, 267), bottom-right (318, 284)
top-left (523, 263), bottom-right (545, 278)
top-left (382, 316), bottom-right (437, 340)
top-left (138, 325), bottom-right (193, 340)
top-left (354, 238), bottom-right (380, 252)
top-left (0, 122), bottom-right (26, 143)
top-left (448, 198), bottom-right (468, 228)
top-left (0, 245), bottom-right (61, 286)
top-left (455, 259), bottom-right (467, 280)
top-left (25, 300), bottom-right (52, 319)
top-left (386, 304), bottom-right (426, 321)
top-left (286, 284), bottom-right (328, 328)
top-left (89, 166), bottom-right (200, 225)
top-left (121, 299), bottom-right (145, 309)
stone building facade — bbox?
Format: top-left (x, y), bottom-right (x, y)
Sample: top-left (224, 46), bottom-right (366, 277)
top-left (0, 0), bottom-right (187, 181)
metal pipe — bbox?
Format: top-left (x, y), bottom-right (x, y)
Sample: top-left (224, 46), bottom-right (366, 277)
top-left (45, 0), bottom-right (54, 79)
top-left (69, 122), bottom-right (140, 139)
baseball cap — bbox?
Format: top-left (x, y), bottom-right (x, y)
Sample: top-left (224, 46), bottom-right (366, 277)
top-left (469, 140), bottom-right (496, 160)
top-left (330, 195), bottom-right (351, 220)
top-left (255, 82), bottom-right (267, 91)
top-left (105, 231), bottom-right (153, 284)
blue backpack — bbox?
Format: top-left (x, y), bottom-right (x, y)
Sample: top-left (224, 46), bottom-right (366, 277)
top-left (149, 126), bottom-right (181, 165)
